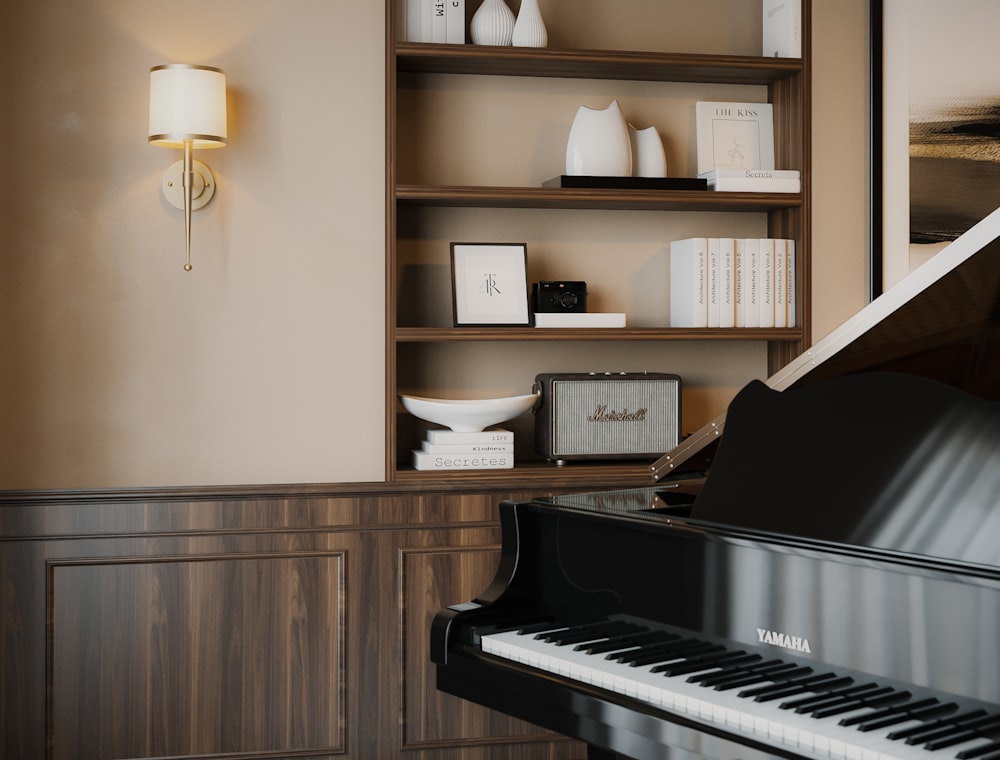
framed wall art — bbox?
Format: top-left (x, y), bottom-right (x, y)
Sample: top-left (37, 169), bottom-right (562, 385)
top-left (450, 243), bottom-right (530, 326)
top-left (873, 0), bottom-right (1000, 294)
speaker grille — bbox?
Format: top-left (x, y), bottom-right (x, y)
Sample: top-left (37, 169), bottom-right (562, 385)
top-left (551, 378), bottom-right (680, 456)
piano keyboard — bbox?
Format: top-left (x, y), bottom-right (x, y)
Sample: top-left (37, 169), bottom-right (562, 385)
top-left (480, 618), bottom-right (1000, 760)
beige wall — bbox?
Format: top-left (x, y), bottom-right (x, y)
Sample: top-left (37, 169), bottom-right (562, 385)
top-left (0, 0), bottom-right (869, 490)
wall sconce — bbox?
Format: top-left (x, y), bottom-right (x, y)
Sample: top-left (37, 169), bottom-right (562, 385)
top-left (148, 64), bottom-right (227, 272)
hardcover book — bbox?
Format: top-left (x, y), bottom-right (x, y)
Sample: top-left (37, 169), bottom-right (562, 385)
top-left (719, 237), bottom-right (736, 328)
top-left (424, 428), bottom-right (514, 445)
top-left (420, 441), bottom-right (514, 454)
top-left (446, 0), bottom-right (465, 43)
top-left (758, 237), bottom-right (775, 328)
top-left (412, 449), bottom-right (514, 470)
top-left (698, 169), bottom-right (800, 193)
top-left (762, 0), bottom-right (802, 58)
top-left (669, 238), bottom-right (708, 328)
top-left (695, 101), bottom-right (775, 175)
top-left (707, 237), bottom-right (721, 328)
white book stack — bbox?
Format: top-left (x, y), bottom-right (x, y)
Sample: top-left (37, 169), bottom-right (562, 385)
top-left (412, 428), bottom-right (514, 470)
top-left (670, 237), bottom-right (795, 329)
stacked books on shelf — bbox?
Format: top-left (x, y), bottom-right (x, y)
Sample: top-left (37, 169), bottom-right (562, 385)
top-left (670, 237), bottom-right (795, 329)
top-left (405, 0), bottom-right (465, 43)
top-left (412, 428), bottom-right (514, 471)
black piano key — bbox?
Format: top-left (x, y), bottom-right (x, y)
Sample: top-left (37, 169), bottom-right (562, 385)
top-left (959, 738), bottom-right (1000, 758)
top-left (652, 649), bottom-right (748, 676)
top-left (780, 681), bottom-right (879, 711)
top-left (543, 620), bottom-right (642, 645)
top-left (686, 653), bottom-right (763, 683)
top-left (738, 670), bottom-right (834, 701)
top-left (906, 714), bottom-right (1000, 749)
top-left (887, 708), bottom-right (987, 743)
top-left (578, 630), bottom-right (675, 654)
top-left (516, 620), bottom-right (564, 635)
top-left (808, 688), bottom-right (909, 719)
top-left (615, 639), bottom-right (717, 666)
top-left (924, 717), bottom-right (1000, 751)
top-left (850, 698), bottom-right (955, 731)
top-left (707, 661), bottom-right (798, 690)
top-left (785, 682), bottom-right (880, 712)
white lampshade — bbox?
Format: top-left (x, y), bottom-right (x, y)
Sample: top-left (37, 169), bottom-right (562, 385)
top-left (148, 64), bottom-right (227, 149)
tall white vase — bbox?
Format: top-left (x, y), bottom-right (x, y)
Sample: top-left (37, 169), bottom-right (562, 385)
top-left (512, 0), bottom-right (547, 48)
top-left (470, 0), bottom-right (515, 46)
top-left (565, 100), bottom-right (632, 177)
top-left (628, 124), bottom-right (667, 177)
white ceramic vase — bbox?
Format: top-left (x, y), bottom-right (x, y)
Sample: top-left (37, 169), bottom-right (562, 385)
top-left (565, 100), bottom-right (632, 177)
top-left (470, 0), bottom-right (515, 46)
top-left (512, 0), bottom-right (547, 48)
top-left (628, 124), bottom-right (667, 177)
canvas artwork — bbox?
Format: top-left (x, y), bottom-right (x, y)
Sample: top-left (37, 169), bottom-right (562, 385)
top-left (879, 0), bottom-right (1000, 290)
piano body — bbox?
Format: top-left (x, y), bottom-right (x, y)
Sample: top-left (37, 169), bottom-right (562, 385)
top-left (431, 207), bottom-right (1000, 760)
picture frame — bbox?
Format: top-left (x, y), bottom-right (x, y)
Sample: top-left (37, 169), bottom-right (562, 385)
top-left (450, 243), bottom-right (530, 326)
top-left (872, 0), bottom-right (1000, 294)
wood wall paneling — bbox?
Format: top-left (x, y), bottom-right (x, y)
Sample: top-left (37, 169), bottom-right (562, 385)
top-left (2, 487), bottom-right (592, 760)
top-left (48, 553), bottom-right (346, 760)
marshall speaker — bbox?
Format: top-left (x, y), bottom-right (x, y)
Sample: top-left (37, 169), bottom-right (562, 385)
top-left (533, 372), bottom-right (681, 464)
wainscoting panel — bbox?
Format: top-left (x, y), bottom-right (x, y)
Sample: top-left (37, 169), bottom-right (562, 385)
top-left (48, 553), bottom-right (345, 760)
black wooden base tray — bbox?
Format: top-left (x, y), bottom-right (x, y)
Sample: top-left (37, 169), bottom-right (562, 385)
top-left (543, 175), bottom-right (708, 191)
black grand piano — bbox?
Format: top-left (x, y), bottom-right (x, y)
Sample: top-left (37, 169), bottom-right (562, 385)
top-left (430, 207), bottom-right (1000, 760)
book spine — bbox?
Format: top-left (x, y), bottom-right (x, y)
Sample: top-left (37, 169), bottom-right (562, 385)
top-left (446, 0), bottom-right (465, 43)
top-left (734, 238), bottom-right (746, 328)
top-left (412, 450), bottom-right (514, 470)
top-left (719, 237), bottom-right (736, 328)
top-left (707, 178), bottom-right (800, 193)
top-left (431, 0), bottom-right (447, 42)
top-left (774, 238), bottom-right (787, 328)
top-left (406, 0), bottom-right (424, 41)
top-left (424, 428), bottom-right (514, 444)
top-left (785, 239), bottom-right (797, 327)
top-left (763, 0), bottom-right (802, 58)
top-left (669, 238), bottom-right (708, 328)
top-left (707, 237), bottom-right (721, 328)
top-left (744, 237), bottom-right (760, 328)
top-left (421, 442), bottom-right (514, 454)
top-left (759, 238), bottom-right (775, 328)
top-left (699, 169), bottom-right (800, 180)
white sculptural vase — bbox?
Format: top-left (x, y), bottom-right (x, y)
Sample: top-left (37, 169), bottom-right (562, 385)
top-left (470, 0), bottom-right (515, 46)
top-left (628, 124), bottom-right (667, 178)
top-left (512, 0), bottom-right (547, 48)
top-left (565, 100), bottom-right (632, 177)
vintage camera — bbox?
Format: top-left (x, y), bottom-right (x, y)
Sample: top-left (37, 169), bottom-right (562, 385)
top-left (533, 281), bottom-right (588, 313)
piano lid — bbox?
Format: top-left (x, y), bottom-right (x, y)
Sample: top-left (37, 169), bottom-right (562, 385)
top-left (651, 205), bottom-right (1000, 482)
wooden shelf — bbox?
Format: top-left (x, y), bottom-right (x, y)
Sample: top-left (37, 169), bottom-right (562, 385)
top-left (392, 459), bottom-right (661, 490)
top-left (394, 327), bottom-right (804, 342)
top-left (395, 42), bottom-right (802, 84)
top-left (395, 184), bottom-right (802, 212)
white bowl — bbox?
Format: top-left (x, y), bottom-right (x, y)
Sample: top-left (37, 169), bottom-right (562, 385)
top-left (400, 392), bottom-right (539, 433)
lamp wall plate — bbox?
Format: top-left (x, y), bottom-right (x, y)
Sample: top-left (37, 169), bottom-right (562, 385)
top-left (160, 159), bottom-right (216, 211)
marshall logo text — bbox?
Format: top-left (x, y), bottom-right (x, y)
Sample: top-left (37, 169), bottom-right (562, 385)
top-left (756, 627), bottom-right (812, 654)
top-left (587, 405), bottom-right (648, 422)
